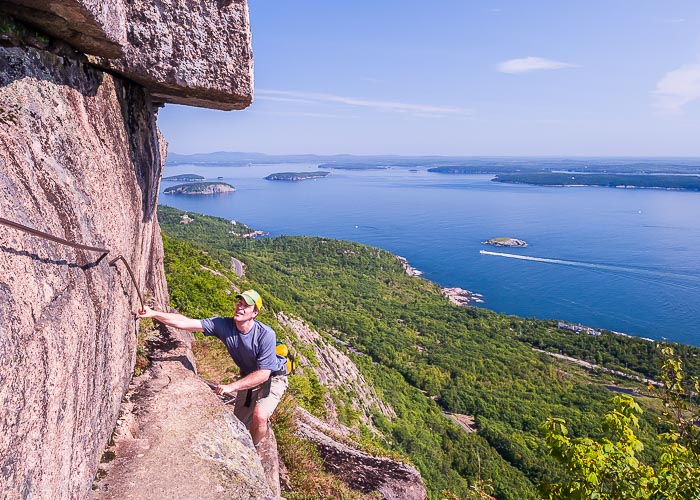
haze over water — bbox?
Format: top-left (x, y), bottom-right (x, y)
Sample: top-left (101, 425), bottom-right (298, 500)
top-left (160, 162), bottom-right (700, 346)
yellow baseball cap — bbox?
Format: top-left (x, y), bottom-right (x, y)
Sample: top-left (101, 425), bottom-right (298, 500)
top-left (237, 289), bottom-right (262, 310)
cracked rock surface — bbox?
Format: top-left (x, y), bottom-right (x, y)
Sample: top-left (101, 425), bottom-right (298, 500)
top-left (92, 326), bottom-right (275, 499)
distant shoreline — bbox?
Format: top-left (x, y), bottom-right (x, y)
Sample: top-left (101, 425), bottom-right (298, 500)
top-left (492, 172), bottom-right (700, 191)
top-left (397, 256), bottom-right (485, 306)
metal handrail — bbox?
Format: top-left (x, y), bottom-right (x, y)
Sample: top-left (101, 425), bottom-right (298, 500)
top-left (0, 216), bottom-right (109, 262)
top-left (109, 255), bottom-right (145, 311)
top-left (1, 216), bottom-right (145, 311)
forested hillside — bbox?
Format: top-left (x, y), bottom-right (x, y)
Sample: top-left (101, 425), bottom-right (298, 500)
top-left (157, 205), bottom-right (700, 499)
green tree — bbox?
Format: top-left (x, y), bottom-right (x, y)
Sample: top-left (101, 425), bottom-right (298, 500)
top-left (541, 347), bottom-right (700, 499)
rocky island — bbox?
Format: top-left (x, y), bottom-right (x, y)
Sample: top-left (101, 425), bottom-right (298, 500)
top-left (265, 171), bottom-right (331, 181)
top-left (482, 237), bottom-right (528, 247)
top-left (164, 182), bottom-right (235, 195)
top-left (163, 174), bottom-right (205, 182)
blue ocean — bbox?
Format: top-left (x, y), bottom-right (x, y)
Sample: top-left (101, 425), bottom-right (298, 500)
top-left (159, 163), bottom-right (700, 346)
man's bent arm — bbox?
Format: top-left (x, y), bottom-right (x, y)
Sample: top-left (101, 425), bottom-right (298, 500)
top-left (217, 369), bottom-right (272, 395)
top-left (137, 306), bottom-right (204, 332)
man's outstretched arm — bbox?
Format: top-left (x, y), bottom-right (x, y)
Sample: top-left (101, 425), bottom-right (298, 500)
top-left (216, 369), bottom-right (272, 395)
top-left (137, 306), bottom-right (204, 332)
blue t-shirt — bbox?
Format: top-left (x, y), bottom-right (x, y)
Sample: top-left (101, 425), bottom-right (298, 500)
top-left (200, 317), bottom-right (286, 376)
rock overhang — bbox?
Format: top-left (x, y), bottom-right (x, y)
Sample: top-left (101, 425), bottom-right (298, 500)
top-left (0, 0), bottom-right (253, 111)
top-left (0, 0), bottom-right (127, 58)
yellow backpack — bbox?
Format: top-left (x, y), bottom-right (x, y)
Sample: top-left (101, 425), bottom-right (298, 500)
top-left (276, 341), bottom-right (297, 375)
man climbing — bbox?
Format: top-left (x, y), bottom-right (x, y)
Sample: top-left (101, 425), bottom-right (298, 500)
top-left (137, 289), bottom-right (288, 445)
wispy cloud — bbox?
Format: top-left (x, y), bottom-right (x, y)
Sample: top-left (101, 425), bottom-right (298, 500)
top-left (497, 56), bottom-right (578, 74)
top-left (256, 89), bottom-right (470, 116)
top-left (255, 110), bottom-right (359, 119)
top-left (255, 95), bottom-right (314, 105)
top-left (653, 63), bottom-right (700, 114)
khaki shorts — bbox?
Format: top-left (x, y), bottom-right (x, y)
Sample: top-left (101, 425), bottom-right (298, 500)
top-left (233, 374), bottom-right (288, 428)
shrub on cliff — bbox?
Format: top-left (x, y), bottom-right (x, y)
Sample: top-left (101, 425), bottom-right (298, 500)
top-left (541, 346), bottom-right (700, 499)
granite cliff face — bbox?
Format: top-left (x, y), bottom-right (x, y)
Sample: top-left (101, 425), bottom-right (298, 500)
top-left (0, 40), bottom-right (166, 499)
top-left (0, 3), bottom-right (254, 497)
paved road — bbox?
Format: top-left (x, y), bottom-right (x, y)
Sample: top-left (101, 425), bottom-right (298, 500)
top-left (231, 257), bottom-right (243, 276)
top-left (535, 349), bottom-right (662, 387)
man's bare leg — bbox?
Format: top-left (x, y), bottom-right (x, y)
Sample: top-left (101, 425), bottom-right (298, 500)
top-left (251, 406), bottom-right (270, 445)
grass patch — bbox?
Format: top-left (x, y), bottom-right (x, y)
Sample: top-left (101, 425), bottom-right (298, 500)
top-left (134, 318), bottom-right (156, 377)
top-left (272, 395), bottom-right (381, 500)
top-left (191, 336), bottom-right (240, 384)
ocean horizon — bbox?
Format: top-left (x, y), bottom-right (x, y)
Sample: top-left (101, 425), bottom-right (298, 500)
top-left (159, 160), bottom-right (700, 347)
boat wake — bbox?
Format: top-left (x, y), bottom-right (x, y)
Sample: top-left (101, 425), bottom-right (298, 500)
top-left (479, 250), bottom-right (700, 290)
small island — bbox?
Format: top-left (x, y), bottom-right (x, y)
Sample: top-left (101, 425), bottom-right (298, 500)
top-left (428, 166), bottom-right (504, 174)
top-left (164, 182), bottom-right (235, 195)
top-left (163, 174), bottom-right (205, 182)
top-left (265, 171), bottom-right (331, 181)
top-left (317, 163), bottom-right (390, 170)
top-left (482, 237), bottom-right (528, 247)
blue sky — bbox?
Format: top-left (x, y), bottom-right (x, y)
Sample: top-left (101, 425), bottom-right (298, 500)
top-left (159, 1), bottom-right (700, 156)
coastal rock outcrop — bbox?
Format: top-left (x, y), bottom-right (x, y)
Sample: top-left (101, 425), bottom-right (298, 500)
top-left (397, 256), bottom-right (423, 276)
top-left (442, 287), bottom-right (484, 306)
